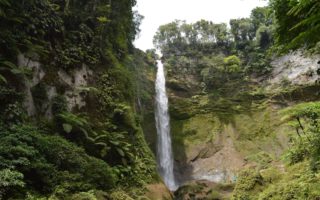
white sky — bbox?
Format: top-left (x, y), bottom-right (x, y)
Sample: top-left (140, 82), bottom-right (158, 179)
top-left (134, 0), bottom-right (269, 51)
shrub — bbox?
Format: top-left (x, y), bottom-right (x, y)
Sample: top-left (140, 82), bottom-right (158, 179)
top-left (0, 124), bottom-right (117, 197)
top-left (232, 168), bottom-right (264, 200)
top-left (0, 169), bottom-right (25, 199)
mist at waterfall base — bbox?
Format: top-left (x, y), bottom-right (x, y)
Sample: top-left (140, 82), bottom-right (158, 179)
top-left (155, 60), bottom-right (178, 191)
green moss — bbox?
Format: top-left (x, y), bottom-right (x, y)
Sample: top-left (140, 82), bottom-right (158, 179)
top-left (174, 183), bottom-right (206, 200)
top-left (171, 113), bottom-right (222, 160)
top-left (260, 167), bottom-right (283, 184)
top-left (170, 119), bottom-right (186, 162)
top-left (245, 152), bottom-right (273, 169)
top-left (109, 189), bottom-right (134, 200)
top-left (231, 107), bottom-right (290, 158)
top-left (167, 79), bottom-right (189, 92)
top-left (174, 181), bottom-right (234, 200)
top-left (231, 161), bottom-right (320, 200)
top-left (272, 84), bottom-right (320, 103)
top-left (70, 191), bottom-right (97, 200)
top-left (170, 98), bottom-right (196, 120)
top-left (208, 190), bottom-right (223, 200)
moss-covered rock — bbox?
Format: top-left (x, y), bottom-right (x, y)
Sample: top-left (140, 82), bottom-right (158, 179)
top-left (169, 91), bottom-right (291, 185)
top-left (174, 181), bottom-right (234, 200)
top-left (144, 183), bottom-right (173, 200)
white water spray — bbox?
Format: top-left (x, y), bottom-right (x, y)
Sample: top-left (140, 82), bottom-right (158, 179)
top-left (155, 60), bottom-right (177, 191)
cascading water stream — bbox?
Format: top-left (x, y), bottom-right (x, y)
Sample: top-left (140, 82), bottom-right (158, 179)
top-left (155, 60), bottom-right (177, 191)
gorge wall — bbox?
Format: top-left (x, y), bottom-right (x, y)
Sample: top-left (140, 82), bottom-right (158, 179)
top-left (2, 1), bottom-right (320, 199)
top-left (149, 12), bottom-right (320, 198)
top-left (0, 1), bottom-right (172, 199)
top-left (163, 50), bottom-right (320, 186)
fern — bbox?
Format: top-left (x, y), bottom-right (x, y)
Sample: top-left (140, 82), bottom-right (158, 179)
top-left (0, 74), bottom-right (7, 84)
top-left (58, 112), bottom-right (89, 128)
top-left (286, 0), bottom-right (320, 49)
top-left (281, 102), bottom-right (320, 122)
top-left (0, 60), bottom-right (32, 81)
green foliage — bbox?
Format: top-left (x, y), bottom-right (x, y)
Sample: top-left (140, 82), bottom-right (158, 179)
top-left (98, 66), bottom-right (134, 109)
top-left (0, 0), bottom-right (140, 72)
top-left (0, 124), bottom-right (117, 198)
top-left (251, 7), bottom-right (273, 33)
top-left (0, 74), bottom-right (6, 83)
top-left (0, 80), bottom-right (26, 126)
top-left (0, 60), bottom-right (32, 85)
top-left (281, 102), bottom-right (320, 122)
top-left (51, 95), bottom-right (68, 116)
top-left (245, 152), bottom-right (273, 168)
top-left (257, 162), bottom-right (320, 200)
top-left (255, 25), bottom-right (273, 50)
top-left (283, 138), bottom-right (309, 165)
top-left (0, 0), bottom-right (157, 198)
top-left (58, 112), bottom-right (90, 133)
top-left (154, 6), bottom-right (274, 88)
top-left (232, 162), bottom-right (320, 200)
top-left (245, 50), bottom-right (272, 75)
top-left (259, 182), bottom-right (309, 200)
top-left (153, 20), bottom-right (230, 57)
top-left (0, 169), bottom-right (25, 198)
top-left (281, 102), bottom-right (320, 170)
top-left (230, 18), bottom-right (255, 51)
top-left (199, 55), bottom-right (224, 88)
top-left (56, 112), bottom-right (132, 163)
top-left (271, 0), bottom-right (320, 50)
top-left (109, 189), bottom-right (134, 200)
top-left (1, 102), bottom-right (25, 124)
top-left (224, 55), bottom-right (241, 73)
top-left (232, 168), bottom-right (264, 200)
top-left (70, 190), bottom-right (97, 200)
top-left (198, 55), bottom-right (243, 90)
top-left (31, 82), bottom-right (49, 113)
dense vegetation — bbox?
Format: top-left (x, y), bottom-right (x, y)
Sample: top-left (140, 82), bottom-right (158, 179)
top-left (270, 0), bottom-right (320, 51)
top-left (1, 0), bottom-right (320, 199)
top-left (153, 0), bottom-right (320, 199)
top-left (0, 0), bottom-right (159, 199)
top-left (235, 2), bottom-right (320, 198)
top-left (153, 6), bottom-right (274, 79)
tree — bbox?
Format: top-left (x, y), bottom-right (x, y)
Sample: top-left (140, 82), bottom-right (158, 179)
top-left (271, 0), bottom-right (320, 50)
top-left (153, 20), bottom-right (230, 56)
top-left (255, 25), bottom-right (273, 49)
top-left (250, 7), bottom-right (272, 33)
top-left (224, 55), bottom-right (241, 73)
top-left (281, 102), bottom-right (320, 170)
top-left (153, 20), bottom-right (184, 56)
top-left (230, 18), bottom-right (255, 50)
top-left (180, 23), bottom-right (197, 45)
top-left (211, 23), bottom-right (230, 47)
top-left (0, 169), bottom-right (24, 199)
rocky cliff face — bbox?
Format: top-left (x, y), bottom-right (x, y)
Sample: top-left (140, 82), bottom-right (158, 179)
top-left (7, 49), bottom-right (172, 199)
top-left (161, 51), bottom-right (320, 188)
top-left (269, 51), bottom-right (320, 86)
top-left (19, 54), bottom-right (94, 118)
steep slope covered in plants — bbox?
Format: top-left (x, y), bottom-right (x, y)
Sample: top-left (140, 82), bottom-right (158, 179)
top-left (153, 7), bottom-right (282, 185)
top-left (153, 2), bottom-right (320, 199)
top-left (0, 0), bottom-right (170, 199)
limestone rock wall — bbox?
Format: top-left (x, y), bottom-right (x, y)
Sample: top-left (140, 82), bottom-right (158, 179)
top-left (19, 54), bottom-right (93, 118)
top-left (269, 51), bottom-right (320, 86)
top-left (163, 50), bottom-right (320, 187)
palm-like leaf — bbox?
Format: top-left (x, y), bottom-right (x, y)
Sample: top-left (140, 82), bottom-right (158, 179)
top-left (0, 74), bottom-right (7, 84)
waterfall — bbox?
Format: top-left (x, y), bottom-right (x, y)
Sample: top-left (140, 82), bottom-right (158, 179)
top-left (155, 60), bottom-right (177, 191)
